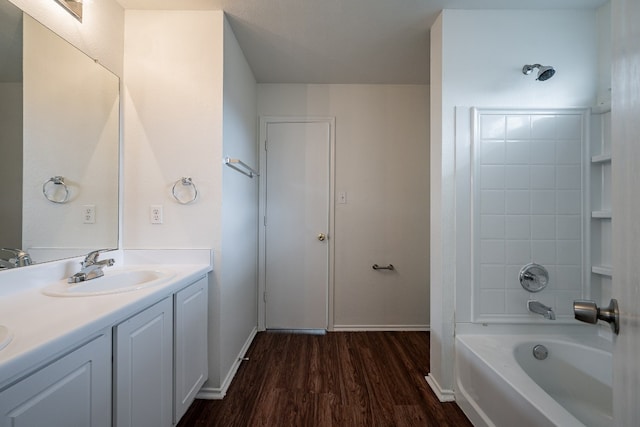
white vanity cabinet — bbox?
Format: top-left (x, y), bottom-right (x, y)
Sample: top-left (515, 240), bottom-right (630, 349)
top-left (113, 275), bottom-right (209, 427)
top-left (0, 332), bottom-right (112, 427)
top-left (173, 276), bottom-right (208, 423)
top-left (114, 296), bottom-right (173, 427)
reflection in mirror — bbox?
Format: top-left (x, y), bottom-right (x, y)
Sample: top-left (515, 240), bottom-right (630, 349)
top-left (0, 0), bottom-right (119, 268)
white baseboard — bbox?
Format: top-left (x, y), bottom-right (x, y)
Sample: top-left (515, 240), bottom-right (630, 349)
top-left (332, 325), bottom-right (430, 331)
top-left (196, 326), bottom-right (257, 400)
top-left (425, 373), bottom-right (455, 402)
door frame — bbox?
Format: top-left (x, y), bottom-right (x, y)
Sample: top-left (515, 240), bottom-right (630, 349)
top-left (257, 116), bottom-right (336, 331)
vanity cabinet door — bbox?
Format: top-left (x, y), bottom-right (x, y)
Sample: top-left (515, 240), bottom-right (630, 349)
top-left (0, 333), bottom-right (111, 427)
top-left (114, 297), bottom-right (173, 427)
top-left (174, 276), bottom-right (208, 423)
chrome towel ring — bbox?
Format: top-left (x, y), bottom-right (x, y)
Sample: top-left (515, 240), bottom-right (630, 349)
top-left (172, 177), bottom-right (198, 204)
top-left (42, 176), bottom-right (70, 204)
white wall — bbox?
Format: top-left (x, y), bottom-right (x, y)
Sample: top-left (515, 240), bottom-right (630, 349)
top-left (218, 16), bottom-right (258, 391)
top-left (8, 0), bottom-right (124, 76)
top-left (123, 10), bottom-right (258, 395)
top-left (257, 84), bottom-right (430, 329)
top-left (429, 9), bottom-right (599, 396)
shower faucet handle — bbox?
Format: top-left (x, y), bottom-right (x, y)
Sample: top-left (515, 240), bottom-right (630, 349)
top-left (573, 299), bottom-right (619, 335)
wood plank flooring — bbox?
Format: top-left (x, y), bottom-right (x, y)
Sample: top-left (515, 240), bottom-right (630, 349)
top-left (177, 331), bottom-right (471, 427)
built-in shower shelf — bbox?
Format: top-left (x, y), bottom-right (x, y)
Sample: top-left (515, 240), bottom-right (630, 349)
top-left (592, 210), bottom-right (612, 219)
top-left (592, 265), bottom-right (613, 277)
top-left (591, 154), bottom-right (612, 163)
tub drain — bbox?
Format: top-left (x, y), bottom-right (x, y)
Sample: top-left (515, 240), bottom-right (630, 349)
top-left (532, 344), bottom-right (548, 360)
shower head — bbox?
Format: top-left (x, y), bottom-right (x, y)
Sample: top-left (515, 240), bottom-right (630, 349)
top-left (522, 64), bottom-right (556, 81)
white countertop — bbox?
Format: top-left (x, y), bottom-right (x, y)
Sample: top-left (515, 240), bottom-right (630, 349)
top-left (0, 249), bottom-right (212, 390)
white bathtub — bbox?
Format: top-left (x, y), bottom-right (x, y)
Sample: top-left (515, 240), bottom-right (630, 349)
top-left (455, 334), bottom-right (612, 427)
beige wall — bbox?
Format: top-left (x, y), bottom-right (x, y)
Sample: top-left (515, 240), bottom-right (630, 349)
top-left (258, 84), bottom-right (430, 328)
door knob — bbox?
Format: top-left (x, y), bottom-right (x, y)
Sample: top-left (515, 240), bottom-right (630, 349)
top-left (317, 233), bottom-right (327, 241)
top-left (573, 298), bottom-right (619, 335)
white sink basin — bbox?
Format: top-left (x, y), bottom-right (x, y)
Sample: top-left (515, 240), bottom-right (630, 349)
top-left (0, 325), bottom-right (12, 351)
top-left (42, 269), bottom-right (176, 297)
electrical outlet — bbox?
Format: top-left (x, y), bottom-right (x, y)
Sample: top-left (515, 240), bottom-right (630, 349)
top-left (150, 205), bottom-right (163, 224)
top-left (83, 205), bottom-right (96, 224)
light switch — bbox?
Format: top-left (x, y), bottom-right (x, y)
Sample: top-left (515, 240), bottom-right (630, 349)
top-left (338, 192), bottom-right (347, 204)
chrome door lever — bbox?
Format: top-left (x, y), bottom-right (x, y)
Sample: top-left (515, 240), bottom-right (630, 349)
top-left (573, 299), bottom-right (619, 335)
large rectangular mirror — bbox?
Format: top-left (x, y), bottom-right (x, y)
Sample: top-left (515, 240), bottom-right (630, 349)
top-left (0, 0), bottom-right (119, 267)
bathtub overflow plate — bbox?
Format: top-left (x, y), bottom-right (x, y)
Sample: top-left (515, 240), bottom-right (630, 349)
top-left (532, 344), bottom-right (548, 360)
top-left (519, 263), bottom-right (549, 293)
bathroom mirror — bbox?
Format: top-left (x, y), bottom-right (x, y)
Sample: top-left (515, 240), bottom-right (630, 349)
top-left (0, 0), bottom-right (119, 267)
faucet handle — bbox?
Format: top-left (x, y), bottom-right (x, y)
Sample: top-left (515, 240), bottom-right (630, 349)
top-left (83, 248), bottom-right (112, 265)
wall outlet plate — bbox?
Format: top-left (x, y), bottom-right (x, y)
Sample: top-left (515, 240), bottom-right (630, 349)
top-left (150, 205), bottom-right (163, 224)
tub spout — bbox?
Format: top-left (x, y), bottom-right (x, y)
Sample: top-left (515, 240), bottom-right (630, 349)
top-left (527, 300), bottom-right (555, 320)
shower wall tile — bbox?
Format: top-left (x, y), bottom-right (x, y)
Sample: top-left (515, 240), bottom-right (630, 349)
top-left (480, 165), bottom-right (505, 189)
top-left (531, 216), bottom-right (555, 239)
top-left (531, 240), bottom-right (556, 264)
top-left (530, 115), bottom-right (556, 139)
top-left (481, 115), bottom-right (506, 139)
top-left (556, 140), bottom-right (582, 164)
top-left (531, 190), bottom-right (556, 214)
top-left (480, 215), bottom-right (505, 239)
top-left (556, 216), bottom-right (581, 239)
top-left (506, 240), bottom-right (531, 264)
top-left (530, 165), bottom-right (555, 189)
top-left (505, 215), bottom-right (530, 239)
top-left (555, 115), bottom-right (583, 139)
top-left (505, 141), bottom-right (530, 164)
top-left (480, 240), bottom-right (505, 264)
top-left (480, 290), bottom-right (506, 314)
top-left (505, 165), bottom-right (530, 189)
top-left (506, 190), bottom-right (530, 214)
top-left (530, 141), bottom-right (556, 164)
top-left (554, 291), bottom-right (582, 315)
top-left (475, 112), bottom-right (585, 321)
top-left (555, 265), bottom-right (582, 289)
top-left (480, 190), bottom-right (505, 214)
top-left (556, 166), bottom-right (581, 189)
top-left (556, 240), bottom-right (582, 265)
top-left (481, 141), bottom-right (505, 164)
top-left (480, 265), bottom-right (505, 289)
top-left (506, 115), bottom-right (530, 139)
top-left (505, 290), bottom-right (529, 314)
top-left (556, 190), bottom-right (581, 214)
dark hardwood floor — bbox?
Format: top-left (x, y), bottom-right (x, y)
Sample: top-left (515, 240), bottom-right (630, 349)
top-left (178, 331), bottom-right (472, 426)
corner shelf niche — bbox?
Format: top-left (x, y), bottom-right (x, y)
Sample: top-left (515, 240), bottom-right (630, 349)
top-left (590, 103), bottom-right (612, 302)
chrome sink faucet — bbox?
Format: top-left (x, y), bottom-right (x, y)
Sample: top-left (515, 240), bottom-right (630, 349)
top-left (68, 249), bottom-right (115, 283)
top-left (527, 300), bottom-right (556, 320)
top-left (0, 248), bottom-right (32, 269)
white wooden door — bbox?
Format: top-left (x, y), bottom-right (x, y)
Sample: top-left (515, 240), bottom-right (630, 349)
top-left (174, 277), bottom-right (208, 424)
top-left (611, 0), bottom-right (640, 424)
top-left (114, 297), bottom-right (173, 427)
top-left (264, 120), bottom-right (331, 330)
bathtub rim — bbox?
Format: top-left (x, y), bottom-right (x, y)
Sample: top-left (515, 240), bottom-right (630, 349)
top-left (454, 331), bottom-right (612, 427)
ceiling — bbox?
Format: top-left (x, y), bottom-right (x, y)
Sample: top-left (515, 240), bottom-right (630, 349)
top-left (118, 0), bottom-right (608, 84)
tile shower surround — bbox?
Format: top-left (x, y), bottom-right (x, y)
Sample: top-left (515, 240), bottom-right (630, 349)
top-left (475, 113), bottom-right (585, 319)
